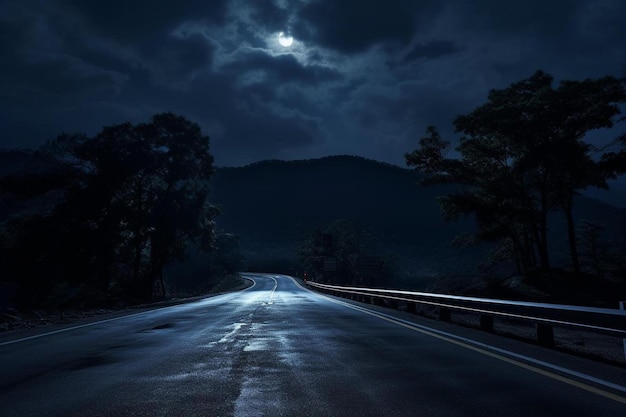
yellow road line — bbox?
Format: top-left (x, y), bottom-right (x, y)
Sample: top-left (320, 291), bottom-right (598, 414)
top-left (317, 289), bottom-right (626, 405)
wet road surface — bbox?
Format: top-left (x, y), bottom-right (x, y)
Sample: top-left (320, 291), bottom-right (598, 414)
top-left (1, 274), bottom-right (625, 416)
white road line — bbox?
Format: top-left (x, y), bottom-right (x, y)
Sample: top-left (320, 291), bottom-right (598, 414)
top-left (292, 276), bottom-right (626, 401)
top-left (0, 310), bottom-right (155, 347)
top-left (238, 273), bottom-right (276, 304)
top-left (240, 275), bottom-right (257, 290)
top-left (0, 277), bottom-right (257, 347)
top-left (268, 275), bottom-right (278, 303)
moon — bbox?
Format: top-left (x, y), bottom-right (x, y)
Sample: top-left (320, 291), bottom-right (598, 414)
top-left (278, 32), bottom-right (294, 47)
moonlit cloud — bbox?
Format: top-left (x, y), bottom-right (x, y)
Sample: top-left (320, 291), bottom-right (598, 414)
top-left (0, 0), bottom-right (624, 168)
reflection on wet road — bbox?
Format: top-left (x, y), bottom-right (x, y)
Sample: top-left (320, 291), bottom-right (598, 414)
top-left (0, 274), bottom-right (624, 416)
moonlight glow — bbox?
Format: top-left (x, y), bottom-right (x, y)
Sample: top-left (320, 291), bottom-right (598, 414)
top-left (278, 32), bottom-right (294, 47)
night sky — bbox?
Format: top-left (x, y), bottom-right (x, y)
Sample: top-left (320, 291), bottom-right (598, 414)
top-left (1, 0), bottom-right (625, 168)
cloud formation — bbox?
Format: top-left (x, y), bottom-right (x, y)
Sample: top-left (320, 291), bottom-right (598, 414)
top-left (0, 0), bottom-right (625, 166)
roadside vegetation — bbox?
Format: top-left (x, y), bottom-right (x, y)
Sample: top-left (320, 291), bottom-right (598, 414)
top-left (297, 219), bottom-right (394, 287)
top-left (1, 71), bottom-right (625, 313)
top-left (0, 113), bottom-right (242, 311)
top-left (405, 70), bottom-right (626, 303)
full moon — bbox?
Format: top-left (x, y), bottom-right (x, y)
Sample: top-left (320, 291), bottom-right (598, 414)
top-left (278, 32), bottom-right (294, 47)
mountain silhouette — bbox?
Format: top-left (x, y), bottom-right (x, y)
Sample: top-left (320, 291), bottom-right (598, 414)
top-left (210, 155), bottom-right (626, 286)
top-left (2, 151), bottom-right (625, 289)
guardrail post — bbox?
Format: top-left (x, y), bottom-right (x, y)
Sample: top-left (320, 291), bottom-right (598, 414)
top-left (619, 301), bottom-right (626, 359)
top-left (439, 307), bottom-right (451, 322)
top-left (406, 302), bottom-right (417, 314)
top-left (536, 323), bottom-right (554, 347)
top-left (480, 315), bottom-right (494, 332)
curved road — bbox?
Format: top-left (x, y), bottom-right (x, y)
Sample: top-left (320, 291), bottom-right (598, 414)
top-left (0, 274), bottom-right (625, 416)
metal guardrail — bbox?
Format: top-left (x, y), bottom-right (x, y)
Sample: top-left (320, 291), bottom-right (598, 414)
top-left (305, 281), bottom-right (626, 348)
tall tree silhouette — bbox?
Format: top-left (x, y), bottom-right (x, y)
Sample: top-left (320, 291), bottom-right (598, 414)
top-left (137, 113), bottom-right (218, 299)
top-left (0, 113), bottom-right (218, 306)
top-left (406, 71), bottom-right (626, 277)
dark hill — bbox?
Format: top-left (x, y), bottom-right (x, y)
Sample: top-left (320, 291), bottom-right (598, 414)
top-left (212, 155), bottom-right (469, 245)
top-left (210, 155), bottom-right (478, 284)
top-left (2, 151), bottom-right (624, 290)
top-left (210, 155), bottom-right (626, 287)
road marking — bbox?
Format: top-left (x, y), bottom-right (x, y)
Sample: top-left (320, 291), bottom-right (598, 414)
top-left (0, 278), bottom-right (257, 347)
top-left (0, 311), bottom-right (156, 347)
top-left (269, 276), bottom-right (278, 304)
top-left (293, 277), bottom-right (626, 405)
top-left (241, 274), bottom-right (276, 304)
top-left (241, 275), bottom-right (257, 290)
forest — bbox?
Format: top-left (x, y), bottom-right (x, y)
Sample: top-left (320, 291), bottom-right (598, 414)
top-left (293, 71), bottom-right (626, 305)
top-left (405, 71), bottom-right (626, 285)
top-left (0, 113), bottom-right (241, 310)
top-left (1, 71), bottom-right (626, 312)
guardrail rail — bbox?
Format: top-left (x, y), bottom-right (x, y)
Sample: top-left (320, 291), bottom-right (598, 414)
top-left (305, 280), bottom-right (626, 349)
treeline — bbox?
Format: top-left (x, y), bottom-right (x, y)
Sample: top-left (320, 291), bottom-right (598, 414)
top-left (0, 113), bottom-right (238, 309)
top-left (406, 71), bottom-right (626, 281)
top-left (297, 219), bottom-right (393, 286)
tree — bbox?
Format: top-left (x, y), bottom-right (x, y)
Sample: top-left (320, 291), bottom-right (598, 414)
top-left (576, 220), bottom-right (608, 278)
top-left (298, 219), bottom-right (389, 286)
top-left (0, 113), bottom-right (219, 306)
top-left (600, 132), bottom-right (626, 177)
top-left (208, 232), bottom-right (244, 278)
top-left (406, 125), bottom-right (539, 276)
top-left (406, 71), bottom-right (626, 278)
top-left (543, 76), bottom-right (626, 274)
top-left (138, 113), bottom-right (218, 298)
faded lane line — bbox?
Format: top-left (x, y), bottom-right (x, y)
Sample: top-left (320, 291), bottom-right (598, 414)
top-left (0, 277), bottom-right (257, 347)
top-left (0, 310), bottom-right (162, 347)
top-left (240, 275), bottom-right (257, 290)
top-left (292, 277), bottom-right (626, 405)
top-left (240, 273), bottom-right (275, 303)
top-left (268, 275), bottom-right (278, 304)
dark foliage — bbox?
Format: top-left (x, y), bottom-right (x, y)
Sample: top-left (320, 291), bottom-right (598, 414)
top-left (211, 155), bottom-right (479, 286)
top-left (297, 219), bottom-right (392, 286)
top-left (210, 155), bottom-right (624, 291)
top-left (406, 71), bottom-right (626, 283)
top-left (0, 113), bottom-right (219, 309)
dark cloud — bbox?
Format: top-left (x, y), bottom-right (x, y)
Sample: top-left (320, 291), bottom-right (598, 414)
top-left (147, 33), bottom-right (215, 88)
top-left (58, 0), bottom-right (229, 44)
top-left (455, 0), bottom-right (580, 36)
top-left (402, 41), bottom-right (461, 62)
top-left (0, 0), bottom-right (624, 172)
top-left (220, 108), bottom-right (323, 156)
top-left (247, 0), bottom-right (291, 33)
top-left (295, 0), bottom-right (438, 54)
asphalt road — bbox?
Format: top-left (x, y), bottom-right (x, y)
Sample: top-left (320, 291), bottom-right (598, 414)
top-left (1, 274), bottom-right (625, 416)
